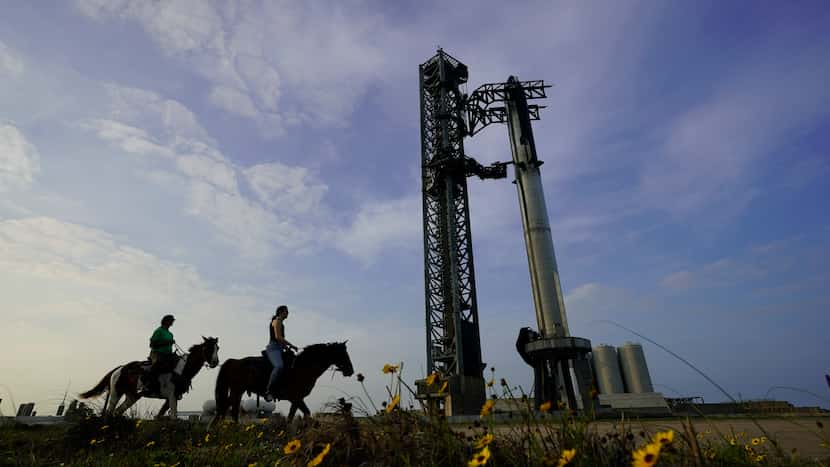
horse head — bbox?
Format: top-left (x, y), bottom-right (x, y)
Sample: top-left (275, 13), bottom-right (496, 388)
top-left (200, 336), bottom-right (220, 368)
top-left (331, 341), bottom-right (354, 377)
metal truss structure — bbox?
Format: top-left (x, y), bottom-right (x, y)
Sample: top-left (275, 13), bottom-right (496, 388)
top-left (418, 50), bottom-right (507, 415)
top-left (465, 80), bottom-right (549, 136)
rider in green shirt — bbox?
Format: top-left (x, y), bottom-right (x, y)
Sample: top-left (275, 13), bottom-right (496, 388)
top-left (150, 323), bottom-right (175, 355)
top-left (143, 314), bottom-right (177, 393)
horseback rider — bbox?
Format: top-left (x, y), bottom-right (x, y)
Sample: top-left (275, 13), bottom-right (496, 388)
top-left (265, 305), bottom-right (298, 400)
top-left (142, 314), bottom-right (178, 392)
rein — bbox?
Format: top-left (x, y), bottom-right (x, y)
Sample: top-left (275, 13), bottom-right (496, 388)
top-left (176, 342), bottom-right (215, 369)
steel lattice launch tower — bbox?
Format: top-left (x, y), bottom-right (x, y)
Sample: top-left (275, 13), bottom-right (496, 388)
top-left (418, 50), bottom-right (489, 416)
top-left (418, 50), bottom-right (597, 415)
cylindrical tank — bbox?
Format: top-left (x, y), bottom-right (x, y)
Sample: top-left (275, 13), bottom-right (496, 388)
top-left (592, 345), bottom-right (625, 394)
top-left (618, 342), bottom-right (654, 393)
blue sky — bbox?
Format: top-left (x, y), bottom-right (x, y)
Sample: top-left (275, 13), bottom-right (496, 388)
top-left (1, 1), bottom-right (829, 416)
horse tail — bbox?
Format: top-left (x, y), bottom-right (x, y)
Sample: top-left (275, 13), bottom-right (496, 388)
top-left (79, 367), bottom-right (118, 399)
top-left (214, 360), bottom-right (233, 416)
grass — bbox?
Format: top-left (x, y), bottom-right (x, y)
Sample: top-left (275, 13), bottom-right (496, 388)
top-left (2, 370), bottom-right (829, 466)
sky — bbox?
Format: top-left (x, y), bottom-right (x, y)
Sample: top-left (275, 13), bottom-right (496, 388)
top-left (1, 1), bottom-right (829, 417)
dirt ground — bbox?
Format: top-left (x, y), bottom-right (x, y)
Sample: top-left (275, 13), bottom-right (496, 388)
top-left (472, 416), bottom-right (830, 459)
top-left (601, 417), bottom-right (828, 459)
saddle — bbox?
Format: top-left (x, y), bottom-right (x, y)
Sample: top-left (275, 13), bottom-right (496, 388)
top-left (250, 348), bottom-right (296, 397)
top-left (260, 348), bottom-right (296, 369)
top-left (137, 355), bottom-right (186, 396)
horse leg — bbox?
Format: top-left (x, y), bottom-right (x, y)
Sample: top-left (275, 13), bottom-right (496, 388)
top-left (296, 400), bottom-right (311, 418)
top-left (156, 400), bottom-right (170, 420)
top-left (157, 374), bottom-right (178, 420)
top-left (168, 394), bottom-right (178, 420)
top-left (230, 388), bottom-right (243, 423)
top-left (287, 402), bottom-right (298, 423)
top-left (114, 393), bottom-right (139, 416)
top-left (105, 367), bottom-right (124, 415)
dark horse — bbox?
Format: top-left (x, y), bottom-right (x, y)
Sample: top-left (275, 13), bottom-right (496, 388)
top-left (80, 337), bottom-right (220, 419)
top-left (212, 341), bottom-right (353, 425)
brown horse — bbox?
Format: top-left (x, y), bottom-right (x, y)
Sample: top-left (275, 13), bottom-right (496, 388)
top-left (80, 337), bottom-right (220, 419)
top-left (211, 341), bottom-right (353, 425)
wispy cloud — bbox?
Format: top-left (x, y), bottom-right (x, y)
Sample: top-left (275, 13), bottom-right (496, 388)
top-left (0, 124), bottom-right (40, 192)
top-left (639, 42), bottom-right (830, 219)
top-left (75, 0), bottom-right (386, 136)
top-left (0, 40), bottom-right (24, 78)
top-left (332, 195), bottom-right (422, 266)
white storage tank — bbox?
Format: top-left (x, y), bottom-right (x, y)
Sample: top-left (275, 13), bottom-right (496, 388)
top-left (618, 342), bottom-right (654, 393)
top-left (592, 345), bottom-right (625, 394)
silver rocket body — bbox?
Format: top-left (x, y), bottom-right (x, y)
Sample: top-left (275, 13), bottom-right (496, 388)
top-left (505, 77), bottom-right (569, 339)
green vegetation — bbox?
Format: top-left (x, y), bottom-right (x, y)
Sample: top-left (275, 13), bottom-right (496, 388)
top-left (2, 368), bottom-right (829, 466)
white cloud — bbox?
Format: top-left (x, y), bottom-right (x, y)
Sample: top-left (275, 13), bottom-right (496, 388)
top-left (660, 270), bottom-right (696, 289)
top-left (186, 179), bottom-right (309, 258)
top-left (332, 196), bottom-right (421, 265)
top-left (106, 84), bottom-right (212, 142)
top-left (0, 41), bottom-right (24, 78)
top-left (176, 154), bottom-right (239, 194)
top-left (82, 93), bottom-right (323, 259)
top-left (81, 119), bottom-right (172, 157)
top-left (74, 1), bottom-right (386, 132)
top-left (662, 257), bottom-right (769, 290)
top-left (209, 85), bottom-right (258, 119)
top-left (243, 162), bottom-right (328, 215)
top-left (0, 124), bottom-right (40, 191)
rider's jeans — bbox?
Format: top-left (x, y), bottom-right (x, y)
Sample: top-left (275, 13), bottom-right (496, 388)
top-left (265, 342), bottom-right (284, 392)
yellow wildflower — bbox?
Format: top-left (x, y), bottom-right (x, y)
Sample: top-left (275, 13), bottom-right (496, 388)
top-left (755, 454), bottom-right (766, 462)
top-left (486, 379), bottom-right (495, 388)
top-left (135, 420), bottom-right (143, 428)
top-left (558, 448), bottom-right (576, 466)
top-left (307, 443), bottom-right (331, 467)
top-left (204, 433), bottom-right (210, 443)
top-left (145, 441), bottom-right (156, 448)
top-left (284, 439), bottom-right (302, 455)
top-left (425, 373), bottom-right (437, 386)
top-left (382, 363), bottom-right (399, 374)
top-left (631, 442), bottom-right (661, 467)
top-left (653, 430), bottom-right (674, 445)
top-left (248, 464), bottom-right (257, 467)
top-left (480, 399), bottom-right (495, 418)
top-left (752, 437), bottom-right (761, 446)
top-left (557, 448), bottom-right (576, 467)
top-left (245, 424), bottom-right (255, 431)
top-left (539, 401), bottom-right (552, 413)
top-left (474, 433), bottom-right (494, 450)
top-left (438, 381), bottom-right (448, 394)
top-left (257, 431), bottom-right (263, 439)
top-left (468, 445), bottom-right (491, 466)
top-left (89, 439), bottom-right (98, 446)
top-left (100, 425), bottom-right (110, 431)
top-left (386, 394), bottom-right (400, 413)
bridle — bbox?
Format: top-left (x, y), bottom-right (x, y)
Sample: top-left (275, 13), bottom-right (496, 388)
top-left (174, 340), bottom-right (219, 369)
